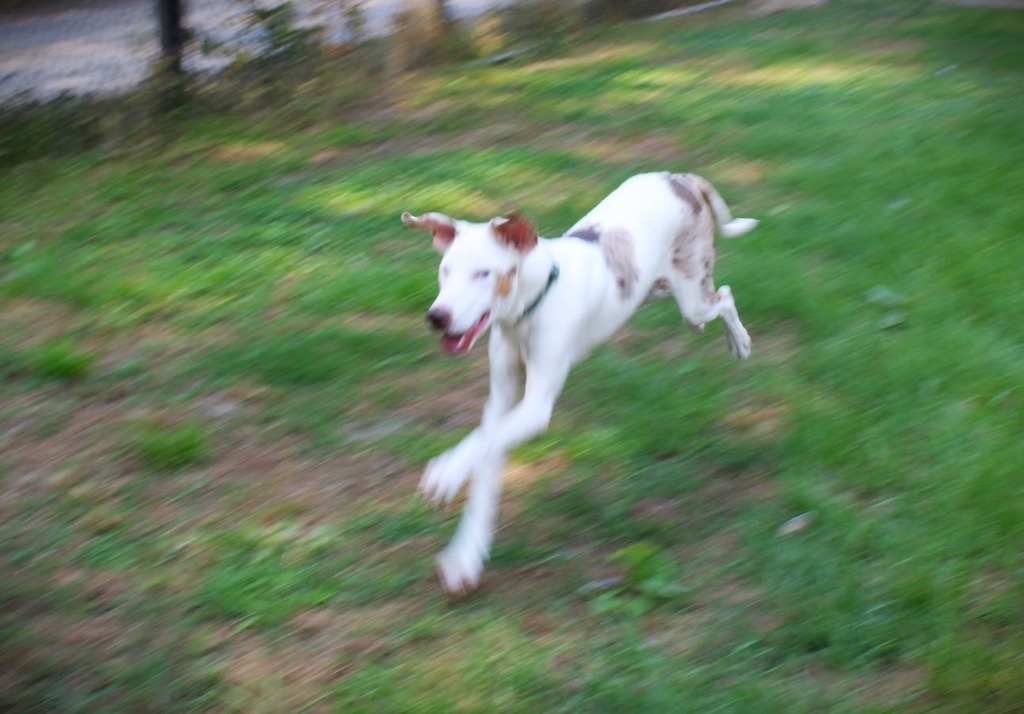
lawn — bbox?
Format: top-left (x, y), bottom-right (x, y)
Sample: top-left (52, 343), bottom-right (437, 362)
top-left (1, 0), bottom-right (1022, 711)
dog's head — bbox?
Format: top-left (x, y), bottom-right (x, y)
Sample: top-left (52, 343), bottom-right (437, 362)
top-left (401, 210), bottom-right (538, 355)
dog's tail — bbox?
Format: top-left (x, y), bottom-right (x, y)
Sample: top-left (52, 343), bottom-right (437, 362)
top-left (686, 174), bottom-right (758, 239)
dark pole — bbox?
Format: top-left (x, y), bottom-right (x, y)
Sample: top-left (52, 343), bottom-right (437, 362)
top-left (158, 0), bottom-right (184, 75)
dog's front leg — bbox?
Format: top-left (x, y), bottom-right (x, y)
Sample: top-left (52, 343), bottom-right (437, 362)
top-left (421, 331), bottom-right (521, 504)
top-left (436, 449), bottom-right (505, 594)
top-left (481, 328), bottom-right (522, 430)
top-left (436, 357), bottom-right (570, 593)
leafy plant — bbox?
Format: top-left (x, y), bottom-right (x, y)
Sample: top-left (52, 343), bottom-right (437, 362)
top-left (588, 542), bottom-right (690, 616)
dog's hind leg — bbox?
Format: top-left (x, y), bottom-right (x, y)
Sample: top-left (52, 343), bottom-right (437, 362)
top-left (666, 197), bottom-right (750, 358)
top-left (668, 266), bottom-right (751, 360)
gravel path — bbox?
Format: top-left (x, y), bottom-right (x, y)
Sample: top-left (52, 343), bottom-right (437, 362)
top-left (0, 0), bottom-right (512, 105)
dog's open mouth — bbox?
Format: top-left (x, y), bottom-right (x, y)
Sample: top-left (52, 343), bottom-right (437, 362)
top-left (440, 312), bottom-right (490, 355)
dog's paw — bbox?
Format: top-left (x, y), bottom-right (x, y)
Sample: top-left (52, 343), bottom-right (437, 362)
top-left (717, 286), bottom-right (751, 360)
top-left (726, 326), bottom-right (751, 360)
top-left (436, 541), bottom-right (486, 595)
top-left (420, 450), bottom-right (471, 504)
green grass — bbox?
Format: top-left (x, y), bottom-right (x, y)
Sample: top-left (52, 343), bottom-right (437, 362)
top-left (134, 419), bottom-right (212, 470)
top-left (1, 0), bottom-right (1023, 711)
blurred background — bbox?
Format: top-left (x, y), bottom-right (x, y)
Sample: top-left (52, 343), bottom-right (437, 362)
top-left (1, 0), bottom-right (1022, 711)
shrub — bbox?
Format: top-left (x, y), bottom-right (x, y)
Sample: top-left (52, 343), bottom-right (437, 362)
top-left (387, 0), bottom-right (469, 72)
top-left (0, 98), bottom-right (107, 166)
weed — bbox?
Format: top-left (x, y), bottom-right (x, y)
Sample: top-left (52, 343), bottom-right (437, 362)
top-left (133, 419), bottom-right (211, 470)
top-left (32, 338), bottom-right (95, 381)
top-left (586, 542), bottom-right (690, 616)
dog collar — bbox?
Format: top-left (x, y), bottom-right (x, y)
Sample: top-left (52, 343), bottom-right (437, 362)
top-left (515, 263), bottom-right (560, 325)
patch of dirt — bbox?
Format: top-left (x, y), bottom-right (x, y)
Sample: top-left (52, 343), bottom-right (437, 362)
top-left (0, 298), bottom-right (82, 346)
top-left (211, 141), bottom-right (288, 162)
top-left (311, 117), bottom-right (691, 181)
top-left (691, 469), bottom-right (776, 517)
top-left (534, 129), bottom-right (689, 168)
top-left (710, 157), bottom-right (772, 183)
top-left (749, 0), bottom-right (828, 16)
top-left (28, 611), bottom-right (133, 662)
top-left (292, 601), bottom-right (413, 640)
top-left (606, 323), bottom-right (699, 361)
top-left (0, 367), bottom-right (418, 544)
top-left (51, 568), bottom-right (134, 608)
top-left (852, 665), bottom-right (928, 708)
top-left (504, 453), bottom-right (568, 492)
top-left (528, 44), bottom-right (659, 72)
top-left (630, 496), bottom-right (685, 525)
top-left (220, 602), bottom-right (417, 708)
top-left (0, 390), bottom-right (128, 511)
top-left (938, 0), bottom-right (1024, 7)
top-left (221, 639), bottom-right (348, 710)
top-left (719, 404), bottom-right (788, 442)
top-left (339, 311), bottom-right (425, 335)
top-left (800, 662), bottom-right (928, 710)
top-left (356, 359), bottom-right (490, 431)
top-left (643, 610), bottom-right (714, 658)
top-left (623, 470), bottom-right (775, 551)
top-left (186, 431), bottom-right (414, 524)
top-left (747, 323), bottom-right (802, 369)
top-left (861, 37), bottom-right (926, 57)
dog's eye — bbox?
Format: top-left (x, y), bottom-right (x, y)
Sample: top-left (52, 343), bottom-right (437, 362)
top-left (473, 270), bottom-right (491, 280)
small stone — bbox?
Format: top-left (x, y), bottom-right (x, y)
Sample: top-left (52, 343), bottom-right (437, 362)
top-left (776, 511), bottom-right (817, 536)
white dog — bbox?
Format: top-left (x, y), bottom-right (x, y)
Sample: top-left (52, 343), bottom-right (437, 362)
top-left (402, 171), bottom-right (757, 593)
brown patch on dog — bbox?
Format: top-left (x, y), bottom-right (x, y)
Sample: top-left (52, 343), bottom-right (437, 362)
top-left (666, 173), bottom-right (704, 214)
top-left (671, 220), bottom-right (712, 279)
top-left (494, 269), bottom-right (515, 298)
top-left (567, 224), bottom-right (601, 243)
top-left (701, 255), bottom-right (716, 301)
top-left (491, 211), bottom-right (538, 253)
top-left (601, 227), bottom-right (640, 300)
top-left (402, 211), bottom-right (457, 252)
top-left (644, 278), bottom-right (672, 303)
top-left (672, 244), bottom-right (696, 278)
top-left (567, 224), bottom-right (639, 299)
top-left (670, 184), bottom-right (716, 287)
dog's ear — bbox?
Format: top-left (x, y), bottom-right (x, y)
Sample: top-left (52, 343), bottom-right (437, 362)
top-left (490, 211), bottom-right (538, 253)
top-left (402, 212), bottom-right (457, 253)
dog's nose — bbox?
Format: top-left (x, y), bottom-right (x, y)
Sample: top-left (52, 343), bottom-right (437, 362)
top-left (426, 308), bottom-right (451, 331)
